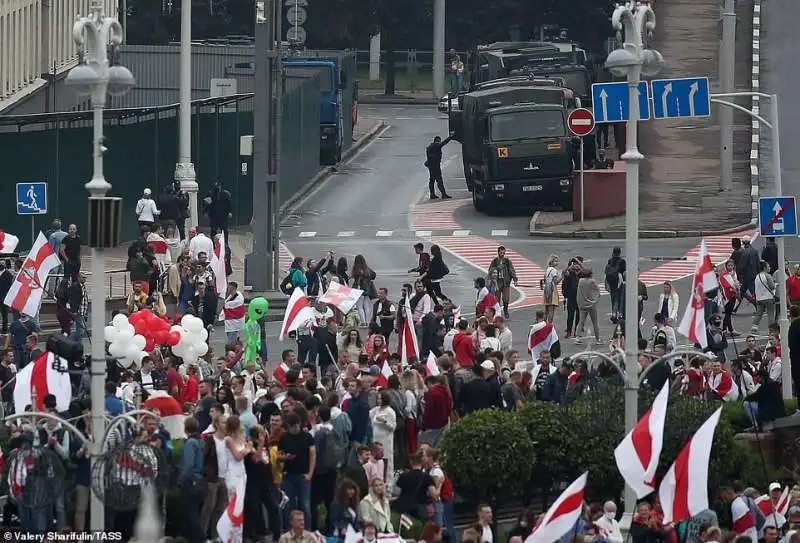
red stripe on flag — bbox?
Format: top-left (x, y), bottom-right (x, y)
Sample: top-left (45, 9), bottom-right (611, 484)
top-left (670, 435), bottom-right (693, 522)
top-left (30, 353), bottom-right (49, 411)
top-left (631, 407), bottom-right (654, 479)
top-left (546, 489), bottom-right (585, 525)
top-left (529, 323), bottom-right (554, 349)
top-left (224, 305), bottom-right (246, 320)
top-left (281, 296), bottom-right (309, 337)
top-left (732, 510), bottom-right (755, 534)
top-left (148, 239), bottom-right (169, 254)
top-left (11, 242), bottom-right (55, 313)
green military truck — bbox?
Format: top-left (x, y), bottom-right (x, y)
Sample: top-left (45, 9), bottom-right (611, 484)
top-left (451, 87), bottom-right (576, 213)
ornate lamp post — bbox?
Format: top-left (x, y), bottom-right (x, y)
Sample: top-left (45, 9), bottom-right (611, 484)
top-left (65, 0), bottom-right (134, 530)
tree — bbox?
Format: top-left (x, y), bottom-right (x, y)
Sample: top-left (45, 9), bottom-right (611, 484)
top-left (440, 408), bottom-right (536, 507)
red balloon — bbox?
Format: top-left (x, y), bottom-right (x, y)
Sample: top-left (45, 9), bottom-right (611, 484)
top-left (153, 329), bottom-right (169, 344)
top-left (156, 317), bottom-right (170, 330)
top-left (167, 331), bottom-right (181, 346)
top-left (145, 338), bottom-right (155, 351)
top-left (128, 311), bottom-right (142, 324)
top-left (133, 320), bottom-right (148, 335)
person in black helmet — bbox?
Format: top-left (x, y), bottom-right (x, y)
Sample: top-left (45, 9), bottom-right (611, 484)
top-left (425, 133), bottom-right (454, 200)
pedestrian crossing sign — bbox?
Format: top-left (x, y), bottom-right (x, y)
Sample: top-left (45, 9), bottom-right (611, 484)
top-left (497, 147), bottom-right (508, 158)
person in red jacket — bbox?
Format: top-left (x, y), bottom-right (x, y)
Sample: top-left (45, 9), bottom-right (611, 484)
top-left (787, 264), bottom-right (800, 305)
top-left (181, 364), bottom-right (199, 405)
top-left (451, 320), bottom-right (476, 368)
top-left (475, 277), bottom-right (498, 317)
top-left (419, 374), bottom-right (451, 446)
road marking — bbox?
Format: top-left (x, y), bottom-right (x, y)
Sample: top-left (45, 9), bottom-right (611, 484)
top-left (416, 230), bottom-right (432, 237)
top-left (337, 231), bottom-right (355, 237)
top-left (491, 229), bottom-right (509, 236)
top-left (298, 231), bottom-right (317, 238)
top-left (376, 230), bottom-right (393, 237)
top-left (452, 230), bottom-right (470, 236)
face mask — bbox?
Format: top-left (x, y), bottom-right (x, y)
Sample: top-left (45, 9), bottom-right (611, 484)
top-left (605, 512), bottom-right (616, 521)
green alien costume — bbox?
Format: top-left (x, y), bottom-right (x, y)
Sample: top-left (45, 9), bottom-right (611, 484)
top-left (243, 297), bottom-right (269, 365)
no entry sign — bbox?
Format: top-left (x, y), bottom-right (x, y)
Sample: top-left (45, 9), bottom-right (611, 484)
top-left (567, 108), bottom-right (596, 137)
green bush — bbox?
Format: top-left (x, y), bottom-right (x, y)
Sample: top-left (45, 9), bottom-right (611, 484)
top-left (440, 408), bottom-right (536, 506)
top-left (517, 402), bottom-right (582, 492)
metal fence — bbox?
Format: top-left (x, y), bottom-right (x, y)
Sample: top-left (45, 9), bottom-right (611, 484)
top-left (0, 76), bottom-right (321, 242)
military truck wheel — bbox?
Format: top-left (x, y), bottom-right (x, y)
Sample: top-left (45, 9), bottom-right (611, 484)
top-left (321, 150), bottom-right (335, 166)
top-left (472, 187), bottom-right (486, 213)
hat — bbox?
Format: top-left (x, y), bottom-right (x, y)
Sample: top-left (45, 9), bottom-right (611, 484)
top-left (368, 365), bottom-right (381, 376)
top-left (789, 506), bottom-right (800, 517)
top-left (742, 235), bottom-right (751, 243)
top-left (480, 360), bottom-right (495, 371)
top-left (143, 188), bottom-right (152, 196)
top-left (769, 482), bottom-right (782, 492)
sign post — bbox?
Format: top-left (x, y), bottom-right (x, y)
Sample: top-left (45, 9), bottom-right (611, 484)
top-left (16, 182), bottom-right (49, 246)
top-left (567, 108), bottom-right (596, 225)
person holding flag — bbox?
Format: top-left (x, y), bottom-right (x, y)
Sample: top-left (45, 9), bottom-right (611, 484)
top-left (678, 239), bottom-right (719, 349)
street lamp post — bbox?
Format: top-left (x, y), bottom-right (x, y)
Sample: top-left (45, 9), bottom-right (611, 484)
top-left (66, 0), bottom-right (134, 530)
top-left (604, 1), bottom-right (663, 529)
top-left (175, 0), bottom-right (198, 230)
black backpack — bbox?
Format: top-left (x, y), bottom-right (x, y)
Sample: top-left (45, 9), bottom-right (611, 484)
top-left (605, 260), bottom-right (621, 287)
top-left (279, 272), bottom-right (295, 296)
top-left (55, 278), bottom-right (70, 305)
top-left (315, 427), bottom-right (338, 474)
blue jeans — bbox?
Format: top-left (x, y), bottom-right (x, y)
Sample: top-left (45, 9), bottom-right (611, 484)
top-left (283, 472), bottom-right (312, 529)
top-left (609, 286), bottom-right (622, 315)
top-left (226, 331), bottom-right (240, 345)
top-left (744, 401), bottom-right (759, 425)
top-left (70, 313), bottom-right (88, 341)
top-left (442, 501), bottom-right (455, 540)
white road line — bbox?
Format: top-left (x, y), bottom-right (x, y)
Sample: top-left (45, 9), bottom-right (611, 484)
top-left (298, 231), bottom-right (317, 238)
top-left (491, 229), bottom-right (509, 236)
top-left (337, 231), bottom-right (355, 237)
top-left (415, 230), bottom-right (433, 237)
top-left (452, 230), bottom-right (471, 236)
top-left (376, 230), bottom-right (393, 237)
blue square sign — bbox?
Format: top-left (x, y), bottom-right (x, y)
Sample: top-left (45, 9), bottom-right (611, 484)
top-left (591, 81), bottom-right (650, 123)
top-left (759, 196), bottom-right (797, 237)
top-left (16, 182), bottom-right (48, 215)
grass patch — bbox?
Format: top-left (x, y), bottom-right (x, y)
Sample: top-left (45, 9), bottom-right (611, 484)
top-left (356, 69), bottom-right (434, 92)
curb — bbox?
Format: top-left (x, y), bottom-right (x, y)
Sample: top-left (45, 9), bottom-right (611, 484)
top-left (278, 120), bottom-right (388, 218)
top-left (750, 0), bottom-right (761, 223)
top-left (358, 94), bottom-right (438, 105)
top-left (529, 220), bottom-right (758, 239)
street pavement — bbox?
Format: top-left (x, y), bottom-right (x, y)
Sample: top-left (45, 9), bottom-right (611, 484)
top-left (255, 104), bottom-right (768, 368)
top-left (761, 0), bottom-right (800, 259)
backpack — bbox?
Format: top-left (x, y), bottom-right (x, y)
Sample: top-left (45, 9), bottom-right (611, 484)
top-left (542, 270), bottom-right (555, 299)
top-left (55, 278), bottom-right (70, 305)
top-left (314, 427), bottom-right (338, 473)
top-left (440, 470), bottom-right (454, 502)
top-left (330, 413), bottom-right (352, 468)
top-left (279, 272), bottom-right (295, 295)
top-left (605, 260), bottom-right (621, 287)
top-left (653, 329), bottom-right (668, 348)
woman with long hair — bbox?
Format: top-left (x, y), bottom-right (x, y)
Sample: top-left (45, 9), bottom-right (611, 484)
top-left (352, 254), bottom-right (377, 327)
top-left (386, 374), bottom-right (409, 470)
top-left (335, 256), bottom-right (350, 285)
top-left (216, 385), bottom-right (236, 416)
top-left (342, 329), bottom-right (365, 365)
top-left (223, 415), bottom-right (253, 496)
top-left (718, 260), bottom-right (741, 335)
top-left (329, 478), bottom-right (362, 537)
top-left (367, 334), bottom-right (390, 366)
top-left (369, 391), bottom-right (397, 478)
top-left (243, 424), bottom-right (280, 541)
top-left (422, 245), bottom-right (450, 303)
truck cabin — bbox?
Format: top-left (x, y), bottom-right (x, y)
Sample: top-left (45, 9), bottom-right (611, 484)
top-left (511, 65), bottom-right (591, 103)
top-left (470, 43), bottom-right (560, 86)
top-left (482, 104), bottom-right (568, 144)
top-left (456, 83), bottom-right (576, 115)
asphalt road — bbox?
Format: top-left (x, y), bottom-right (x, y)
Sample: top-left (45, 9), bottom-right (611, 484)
top-left (239, 105), bottom-right (771, 368)
top-left (761, 0), bottom-right (800, 258)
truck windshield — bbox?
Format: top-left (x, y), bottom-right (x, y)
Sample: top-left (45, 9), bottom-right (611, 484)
top-left (490, 110), bottom-right (566, 141)
top-left (284, 66), bottom-right (333, 92)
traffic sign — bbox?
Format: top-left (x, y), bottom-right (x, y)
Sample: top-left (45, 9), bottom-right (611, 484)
top-left (286, 26), bottom-right (306, 44)
top-left (567, 108), bottom-right (595, 137)
top-left (651, 77), bottom-right (711, 119)
top-left (16, 182), bottom-right (48, 215)
top-left (759, 196), bottom-right (797, 237)
top-left (591, 81), bottom-right (650, 124)
top-left (287, 6), bottom-right (307, 25)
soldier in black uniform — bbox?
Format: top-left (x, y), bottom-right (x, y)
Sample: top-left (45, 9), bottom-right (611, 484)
top-left (425, 134), bottom-right (454, 200)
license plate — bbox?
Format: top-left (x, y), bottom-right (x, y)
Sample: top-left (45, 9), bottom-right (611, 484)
top-left (523, 185), bottom-right (543, 192)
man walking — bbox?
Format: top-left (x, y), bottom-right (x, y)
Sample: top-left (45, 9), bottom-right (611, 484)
top-left (425, 134), bottom-right (453, 200)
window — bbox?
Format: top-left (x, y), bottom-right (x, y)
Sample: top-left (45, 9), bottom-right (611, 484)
top-left (489, 110), bottom-right (566, 141)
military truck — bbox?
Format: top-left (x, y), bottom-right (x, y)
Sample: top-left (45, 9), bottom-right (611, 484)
top-left (450, 85), bottom-right (578, 192)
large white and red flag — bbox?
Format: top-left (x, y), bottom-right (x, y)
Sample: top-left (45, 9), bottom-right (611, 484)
top-left (615, 381), bottom-right (670, 499)
top-left (14, 350), bottom-right (72, 416)
top-left (399, 302), bottom-right (419, 366)
top-left (705, 370), bottom-right (739, 402)
top-left (528, 321), bottom-right (558, 361)
top-left (279, 288), bottom-right (315, 340)
top-left (678, 239), bottom-right (718, 348)
top-left (757, 487), bottom-right (791, 517)
top-left (223, 291), bottom-right (246, 333)
top-left (658, 407), bottom-right (723, 525)
top-left (318, 281), bottom-right (363, 315)
top-left (210, 234), bottom-right (227, 296)
top-left (4, 232), bottom-right (60, 317)
top-left (426, 351), bottom-right (441, 376)
top-left (0, 231), bottom-right (20, 253)
top-left (525, 472), bottom-right (588, 543)
top-left (217, 478), bottom-right (245, 543)
top-left (731, 495), bottom-right (759, 540)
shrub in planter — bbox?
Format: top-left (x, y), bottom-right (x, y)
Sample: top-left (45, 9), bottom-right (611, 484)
top-left (517, 402), bottom-right (579, 493)
top-left (440, 408), bottom-right (536, 507)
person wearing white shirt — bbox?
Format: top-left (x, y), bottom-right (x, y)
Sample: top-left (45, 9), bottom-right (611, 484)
top-left (188, 227), bottom-right (214, 261)
top-left (656, 281), bottom-right (680, 322)
top-left (135, 188), bottom-right (160, 229)
top-left (410, 281), bottom-right (433, 324)
top-left (495, 316), bottom-right (513, 352)
top-left (594, 501), bottom-right (623, 543)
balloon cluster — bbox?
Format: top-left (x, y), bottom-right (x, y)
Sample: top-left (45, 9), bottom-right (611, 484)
top-left (128, 310), bottom-right (178, 351)
top-left (104, 314), bottom-right (148, 368)
top-left (170, 314), bottom-right (209, 364)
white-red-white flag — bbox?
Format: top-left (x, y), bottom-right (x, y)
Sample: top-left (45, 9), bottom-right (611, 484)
top-left (528, 321), bottom-right (558, 361)
top-left (705, 370), bottom-right (739, 402)
top-left (0, 231), bottom-right (20, 253)
top-left (615, 381), bottom-right (669, 499)
top-left (525, 472), bottom-right (588, 543)
top-left (217, 478), bottom-right (245, 543)
top-left (223, 292), bottom-right (246, 333)
top-left (678, 239), bottom-right (718, 349)
top-left (731, 495), bottom-right (758, 540)
top-left (375, 360), bottom-right (392, 388)
top-left (399, 302), bottom-right (419, 366)
top-left (426, 351), bottom-right (441, 376)
top-left (4, 232), bottom-right (60, 317)
top-left (14, 351), bottom-right (72, 416)
top-left (318, 281), bottom-right (363, 315)
top-left (211, 234), bottom-right (227, 296)
top-left (757, 487), bottom-right (791, 517)
top-left (273, 362), bottom-right (290, 387)
top-left (658, 407), bottom-right (722, 524)
top-left (280, 288), bottom-right (314, 340)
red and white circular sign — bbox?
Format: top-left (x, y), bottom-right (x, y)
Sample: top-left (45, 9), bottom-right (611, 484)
top-left (567, 108), bottom-right (596, 137)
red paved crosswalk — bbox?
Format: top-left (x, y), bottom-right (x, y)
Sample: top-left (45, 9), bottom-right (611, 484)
top-left (412, 199), bottom-right (467, 230)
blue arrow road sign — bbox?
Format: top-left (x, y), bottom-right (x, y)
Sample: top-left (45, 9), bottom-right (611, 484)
top-left (591, 81), bottom-right (650, 123)
top-left (16, 182), bottom-right (48, 216)
top-left (759, 196), bottom-right (797, 237)
top-left (651, 77), bottom-right (711, 120)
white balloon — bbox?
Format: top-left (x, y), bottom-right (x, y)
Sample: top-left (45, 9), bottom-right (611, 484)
top-left (104, 326), bottom-right (119, 343)
top-left (109, 342), bottom-right (126, 358)
top-left (194, 342), bottom-right (209, 357)
top-left (198, 327), bottom-right (209, 342)
top-left (180, 314), bottom-right (195, 328)
top-left (183, 345), bottom-right (197, 364)
top-left (132, 335), bottom-right (147, 350)
top-left (112, 313), bottom-right (128, 329)
top-left (187, 318), bottom-right (204, 334)
top-left (172, 341), bottom-right (187, 357)
top-left (125, 344), bottom-right (141, 361)
top-left (117, 328), bottom-right (134, 342)
top-left (121, 323), bottom-right (136, 335)
top-left (170, 324), bottom-right (183, 333)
